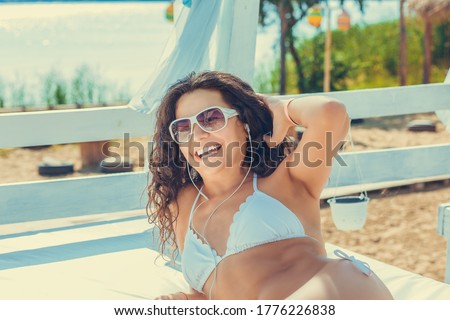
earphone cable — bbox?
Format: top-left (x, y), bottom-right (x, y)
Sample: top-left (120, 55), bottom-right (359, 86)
top-left (207, 129), bottom-right (253, 299)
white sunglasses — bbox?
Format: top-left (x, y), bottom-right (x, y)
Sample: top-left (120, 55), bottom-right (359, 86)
top-left (169, 106), bottom-right (238, 144)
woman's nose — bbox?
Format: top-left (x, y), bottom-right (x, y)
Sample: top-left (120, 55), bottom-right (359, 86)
top-left (191, 123), bottom-right (208, 140)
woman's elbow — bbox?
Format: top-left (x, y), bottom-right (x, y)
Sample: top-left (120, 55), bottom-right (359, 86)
top-left (321, 99), bottom-right (349, 127)
top-left (323, 99), bottom-right (347, 115)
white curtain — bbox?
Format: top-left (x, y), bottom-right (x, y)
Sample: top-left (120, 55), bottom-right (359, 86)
top-left (128, 0), bottom-right (237, 117)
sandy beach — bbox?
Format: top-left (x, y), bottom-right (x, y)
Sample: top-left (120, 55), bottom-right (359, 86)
top-left (1, 112), bottom-right (449, 282)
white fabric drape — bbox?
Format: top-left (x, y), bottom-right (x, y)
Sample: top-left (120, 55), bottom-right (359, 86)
top-left (128, 0), bottom-right (236, 118)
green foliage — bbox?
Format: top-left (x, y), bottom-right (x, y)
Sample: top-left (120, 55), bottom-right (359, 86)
top-left (0, 149), bottom-right (12, 158)
top-left (115, 82), bottom-right (131, 104)
top-left (10, 81), bottom-right (27, 108)
top-left (55, 83), bottom-right (67, 105)
top-left (0, 78), bottom-right (4, 108)
top-left (70, 64), bottom-right (120, 106)
top-left (258, 0), bottom-right (371, 94)
top-left (71, 64), bottom-right (96, 106)
top-left (43, 70), bottom-right (67, 107)
top-left (433, 20), bottom-right (450, 68)
top-left (254, 63), bottom-right (279, 93)
top-left (258, 17), bottom-right (449, 93)
top-left (259, 1), bottom-right (366, 28)
top-left (0, 64), bottom-right (131, 109)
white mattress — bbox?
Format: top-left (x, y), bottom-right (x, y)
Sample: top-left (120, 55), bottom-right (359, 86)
top-left (1, 215), bottom-right (449, 299)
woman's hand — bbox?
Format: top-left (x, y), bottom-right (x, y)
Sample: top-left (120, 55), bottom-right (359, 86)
top-left (154, 292), bottom-right (188, 300)
top-left (256, 94), bottom-right (295, 147)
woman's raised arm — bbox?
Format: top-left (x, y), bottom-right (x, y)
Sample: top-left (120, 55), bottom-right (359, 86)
top-left (259, 94), bottom-right (350, 200)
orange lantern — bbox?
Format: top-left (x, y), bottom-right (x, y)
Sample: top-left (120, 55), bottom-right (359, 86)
top-left (166, 2), bottom-right (174, 22)
top-left (307, 5), bottom-right (323, 28)
top-left (337, 9), bottom-right (351, 31)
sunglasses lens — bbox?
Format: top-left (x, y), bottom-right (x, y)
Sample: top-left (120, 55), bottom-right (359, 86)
top-left (171, 119), bottom-right (191, 143)
top-left (171, 108), bottom-right (230, 144)
top-left (197, 108), bottom-right (226, 131)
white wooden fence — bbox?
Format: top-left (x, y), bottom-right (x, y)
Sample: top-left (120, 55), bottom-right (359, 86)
top-left (1, 71), bottom-right (449, 281)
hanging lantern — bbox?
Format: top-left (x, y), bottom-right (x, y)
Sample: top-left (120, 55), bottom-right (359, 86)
top-left (307, 5), bottom-right (323, 28)
top-left (166, 2), bottom-right (174, 22)
top-left (337, 9), bottom-right (351, 31)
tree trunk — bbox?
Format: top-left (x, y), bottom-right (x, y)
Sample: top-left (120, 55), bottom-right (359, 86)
top-left (278, 2), bottom-right (287, 95)
top-left (287, 31), bottom-right (305, 93)
top-left (324, 7), bottom-right (332, 92)
top-left (423, 16), bottom-right (432, 84)
top-left (399, 0), bottom-right (407, 86)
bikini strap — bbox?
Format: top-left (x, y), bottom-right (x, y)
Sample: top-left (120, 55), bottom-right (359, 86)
top-left (188, 185), bottom-right (204, 224)
top-left (253, 172), bottom-right (258, 192)
top-left (334, 249), bottom-right (372, 276)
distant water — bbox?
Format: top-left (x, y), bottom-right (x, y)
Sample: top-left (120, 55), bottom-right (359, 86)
top-left (0, 1), bottom-right (399, 107)
top-left (0, 2), bottom-right (174, 106)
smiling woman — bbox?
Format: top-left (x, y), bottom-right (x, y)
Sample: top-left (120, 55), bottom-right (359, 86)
top-left (147, 70), bottom-right (393, 300)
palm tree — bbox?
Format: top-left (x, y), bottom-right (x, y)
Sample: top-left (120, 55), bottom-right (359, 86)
top-left (408, 0), bottom-right (450, 83)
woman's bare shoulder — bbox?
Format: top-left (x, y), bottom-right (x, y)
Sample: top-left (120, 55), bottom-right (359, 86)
top-left (260, 166), bottom-right (311, 199)
top-left (171, 184), bottom-right (197, 215)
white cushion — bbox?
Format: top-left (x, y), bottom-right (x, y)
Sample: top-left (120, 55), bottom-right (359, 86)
top-left (1, 219), bottom-right (449, 299)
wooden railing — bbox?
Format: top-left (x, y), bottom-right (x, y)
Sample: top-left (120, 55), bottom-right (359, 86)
top-left (1, 70), bottom-right (449, 281)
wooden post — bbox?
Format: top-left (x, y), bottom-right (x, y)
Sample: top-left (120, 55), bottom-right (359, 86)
top-left (423, 16), bottom-right (432, 84)
top-left (399, 0), bottom-right (407, 86)
top-left (324, 5), bottom-right (331, 93)
top-left (278, 1), bottom-right (287, 95)
top-left (437, 203), bottom-right (450, 283)
top-left (435, 68), bottom-right (450, 126)
top-left (80, 141), bottom-right (111, 168)
top-left (436, 71), bottom-right (450, 283)
top-left (447, 238), bottom-right (450, 284)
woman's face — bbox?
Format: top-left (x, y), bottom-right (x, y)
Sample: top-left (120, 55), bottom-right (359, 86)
top-left (174, 89), bottom-right (248, 176)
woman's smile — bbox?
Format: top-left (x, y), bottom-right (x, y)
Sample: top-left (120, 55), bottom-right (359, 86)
top-left (195, 143), bottom-right (223, 159)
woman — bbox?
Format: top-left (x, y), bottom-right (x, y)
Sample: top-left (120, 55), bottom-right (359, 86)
top-left (149, 71), bottom-right (393, 300)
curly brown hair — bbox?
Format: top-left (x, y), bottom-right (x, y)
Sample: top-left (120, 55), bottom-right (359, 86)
top-left (147, 71), bottom-right (295, 260)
